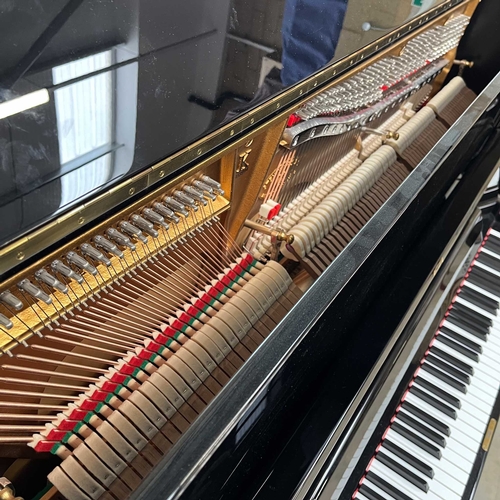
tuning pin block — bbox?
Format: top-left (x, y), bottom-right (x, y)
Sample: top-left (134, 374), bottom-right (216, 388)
top-left (0, 313), bottom-right (13, 330)
top-left (153, 202), bottom-right (180, 223)
top-left (106, 228), bottom-right (136, 250)
top-left (93, 236), bottom-right (124, 258)
top-left (201, 175), bottom-right (224, 196)
top-left (34, 270), bottom-right (68, 294)
top-left (66, 252), bottom-right (97, 276)
top-left (17, 279), bottom-right (52, 305)
top-left (130, 215), bottom-right (159, 238)
top-left (51, 260), bottom-right (84, 284)
top-left (183, 186), bottom-right (208, 205)
top-left (80, 244), bottom-right (111, 267)
top-left (0, 291), bottom-right (23, 311)
top-left (173, 191), bottom-right (198, 211)
top-left (142, 208), bottom-right (170, 229)
top-left (119, 221), bottom-right (148, 244)
top-left (163, 196), bottom-right (189, 217)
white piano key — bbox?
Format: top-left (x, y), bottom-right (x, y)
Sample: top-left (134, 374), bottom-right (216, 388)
top-left (463, 281), bottom-right (500, 303)
top-left (441, 321), bottom-right (500, 363)
top-left (382, 432), bottom-right (468, 497)
top-left (432, 339), bottom-right (500, 391)
top-left (415, 371), bottom-right (488, 436)
top-left (480, 246), bottom-right (500, 263)
top-left (370, 461), bottom-right (443, 500)
top-left (388, 428), bottom-right (472, 477)
top-left (354, 493), bottom-right (370, 500)
top-left (362, 478), bottom-right (399, 500)
top-left (475, 261), bottom-right (500, 279)
top-left (404, 392), bottom-right (480, 462)
top-left (398, 397), bottom-right (483, 456)
top-left (454, 296), bottom-right (497, 321)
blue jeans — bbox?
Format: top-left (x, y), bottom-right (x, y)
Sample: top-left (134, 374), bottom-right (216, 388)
top-left (281, 0), bottom-right (348, 86)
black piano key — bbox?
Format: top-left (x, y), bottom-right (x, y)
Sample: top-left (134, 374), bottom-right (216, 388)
top-left (383, 439), bottom-right (434, 478)
top-left (450, 301), bottom-right (491, 328)
top-left (486, 233), bottom-right (500, 248)
top-left (446, 311), bottom-right (488, 341)
top-left (376, 451), bottom-right (430, 493)
top-left (366, 471), bottom-right (413, 500)
top-left (478, 251), bottom-right (500, 273)
top-left (469, 266), bottom-right (500, 295)
top-left (402, 401), bottom-right (451, 436)
top-left (452, 301), bottom-right (492, 328)
top-left (484, 236), bottom-right (500, 255)
top-left (467, 268), bottom-right (500, 296)
top-left (414, 376), bottom-right (461, 410)
top-left (397, 408), bottom-right (447, 446)
top-left (480, 239), bottom-right (500, 258)
top-left (421, 360), bottom-right (468, 394)
top-left (381, 439), bottom-right (434, 479)
top-left (440, 326), bottom-right (483, 354)
top-left (460, 286), bottom-right (498, 314)
top-left (359, 484), bottom-right (385, 500)
top-left (409, 385), bottom-right (457, 419)
top-left (431, 346), bottom-right (474, 376)
top-left (472, 262), bottom-right (500, 284)
top-left (436, 333), bottom-right (480, 362)
top-left (392, 421), bottom-right (442, 458)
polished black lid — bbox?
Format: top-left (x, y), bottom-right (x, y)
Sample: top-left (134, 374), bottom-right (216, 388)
top-left (0, 0), bottom-right (447, 248)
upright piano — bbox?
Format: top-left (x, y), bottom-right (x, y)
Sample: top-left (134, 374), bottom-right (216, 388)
top-left (0, 0), bottom-right (499, 499)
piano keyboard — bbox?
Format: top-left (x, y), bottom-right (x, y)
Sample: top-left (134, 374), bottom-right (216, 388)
top-left (353, 228), bottom-right (500, 500)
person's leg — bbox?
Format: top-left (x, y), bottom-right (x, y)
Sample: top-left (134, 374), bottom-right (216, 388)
top-left (281, 0), bottom-right (348, 86)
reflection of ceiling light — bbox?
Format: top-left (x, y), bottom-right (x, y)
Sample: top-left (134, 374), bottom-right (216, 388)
top-left (0, 89), bottom-right (50, 120)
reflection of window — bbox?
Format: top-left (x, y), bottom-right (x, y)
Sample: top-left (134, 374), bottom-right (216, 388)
top-left (52, 51), bottom-right (114, 204)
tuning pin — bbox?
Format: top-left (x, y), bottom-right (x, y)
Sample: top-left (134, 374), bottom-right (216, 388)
top-left (183, 186), bottom-right (208, 205)
top-left (0, 291), bottom-right (23, 311)
top-left (163, 196), bottom-right (189, 217)
top-left (80, 244), bottom-right (111, 267)
top-left (0, 313), bottom-right (13, 330)
top-left (17, 279), bottom-right (52, 304)
top-left (34, 269), bottom-right (68, 294)
top-left (119, 221), bottom-right (148, 244)
top-left (106, 228), bottom-right (136, 250)
top-left (93, 236), bottom-right (124, 258)
top-left (191, 181), bottom-right (217, 201)
top-left (201, 175), bottom-right (224, 195)
top-left (142, 208), bottom-right (170, 229)
top-left (173, 191), bottom-right (198, 211)
top-left (152, 202), bottom-right (180, 224)
top-left (65, 252), bottom-right (97, 276)
top-left (51, 260), bottom-right (84, 284)
top-left (130, 215), bottom-right (159, 238)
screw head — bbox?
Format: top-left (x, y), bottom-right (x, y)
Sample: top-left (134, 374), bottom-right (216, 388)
top-left (230, 130), bottom-right (235, 136)
top-left (159, 170), bottom-right (165, 178)
top-left (129, 187), bottom-right (135, 195)
top-left (78, 216), bottom-right (85, 225)
top-left (16, 251), bottom-right (24, 261)
top-left (197, 148), bottom-right (202, 155)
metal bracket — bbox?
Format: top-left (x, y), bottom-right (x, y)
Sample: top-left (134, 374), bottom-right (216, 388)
top-left (354, 127), bottom-right (400, 160)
